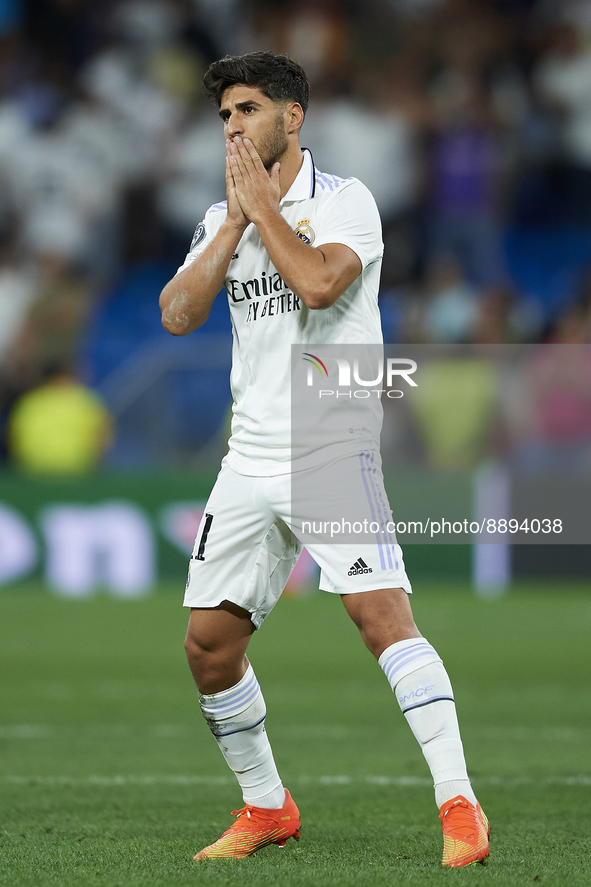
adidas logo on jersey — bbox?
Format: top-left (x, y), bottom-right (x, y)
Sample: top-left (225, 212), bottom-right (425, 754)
top-left (348, 557), bottom-right (372, 576)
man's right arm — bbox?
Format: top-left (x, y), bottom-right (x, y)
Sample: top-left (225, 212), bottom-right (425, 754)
top-left (159, 220), bottom-right (244, 336)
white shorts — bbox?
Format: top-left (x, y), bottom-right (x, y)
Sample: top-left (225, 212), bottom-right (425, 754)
top-left (184, 455), bottom-right (412, 628)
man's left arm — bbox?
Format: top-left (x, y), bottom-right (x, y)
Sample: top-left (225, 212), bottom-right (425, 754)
top-left (228, 138), bottom-right (362, 310)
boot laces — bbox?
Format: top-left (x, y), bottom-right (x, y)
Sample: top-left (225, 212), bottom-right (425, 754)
top-left (230, 805), bottom-right (253, 820)
top-left (442, 800), bottom-right (479, 839)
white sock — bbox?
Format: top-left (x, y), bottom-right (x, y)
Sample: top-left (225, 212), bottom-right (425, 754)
top-left (434, 780), bottom-right (477, 809)
top-left (199, 664), bottom-right (285, 809)
top-left (379, 639), bottom-right (477, 808)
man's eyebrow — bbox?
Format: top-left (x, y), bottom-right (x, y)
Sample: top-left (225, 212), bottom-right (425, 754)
top-left (219, 100), bottom-right (262, 118)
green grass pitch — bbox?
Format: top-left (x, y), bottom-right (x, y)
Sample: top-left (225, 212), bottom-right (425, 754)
top-left (1, 581), bottom-right (590, 886)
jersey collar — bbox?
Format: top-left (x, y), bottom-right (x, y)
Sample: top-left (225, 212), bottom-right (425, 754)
top-left (281, 148), bottom-right (315, 204)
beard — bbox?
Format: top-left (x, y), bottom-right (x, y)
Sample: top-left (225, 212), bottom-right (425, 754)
top-left (256, 112), bottom-right (289, 170)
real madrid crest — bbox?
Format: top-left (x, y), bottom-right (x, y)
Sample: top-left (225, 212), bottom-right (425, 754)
top-left (294, 218), bottom-right (315, 245)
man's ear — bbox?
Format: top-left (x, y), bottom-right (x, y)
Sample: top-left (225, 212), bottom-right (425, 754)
top-left (286, 102), bottom-right (304, 135)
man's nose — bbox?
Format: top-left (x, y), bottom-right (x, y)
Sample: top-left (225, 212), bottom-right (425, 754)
top-left (226, 113), bottom-right (242, 137)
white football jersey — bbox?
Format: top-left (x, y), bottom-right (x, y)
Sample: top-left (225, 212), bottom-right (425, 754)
top-left (178, 149), bottom-right (384, 475)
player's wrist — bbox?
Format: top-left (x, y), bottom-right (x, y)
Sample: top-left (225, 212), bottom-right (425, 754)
top-left (250, 204), bottom-right (281, 231)
top-left (221, 216), bottom-right (248, 238)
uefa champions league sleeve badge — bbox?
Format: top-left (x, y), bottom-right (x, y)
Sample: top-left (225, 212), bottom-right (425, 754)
top-left (190, 222), bottom-right (207, 251)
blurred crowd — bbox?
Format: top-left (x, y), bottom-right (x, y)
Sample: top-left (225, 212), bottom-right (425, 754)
top-left (1, 0), bottom-right (591, 471)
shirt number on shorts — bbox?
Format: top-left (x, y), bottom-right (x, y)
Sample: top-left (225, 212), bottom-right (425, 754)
top-left (196, 513), bottom-right (214, 561)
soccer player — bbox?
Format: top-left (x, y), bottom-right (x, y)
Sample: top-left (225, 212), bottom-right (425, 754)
top-left (159, 51), bottom-right (490, 868)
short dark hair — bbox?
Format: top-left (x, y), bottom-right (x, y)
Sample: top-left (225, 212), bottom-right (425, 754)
top-left (203, 51), bottom-right (310, 115)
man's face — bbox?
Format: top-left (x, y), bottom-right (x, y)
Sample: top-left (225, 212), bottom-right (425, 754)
top-left (219, 85), bottom-right (289, 170)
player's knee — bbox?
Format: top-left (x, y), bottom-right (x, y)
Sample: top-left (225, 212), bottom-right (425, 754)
top-left (184, 629), bottom-right (212, 671)
top-left (184, 630), bottom-right (197, 662)
top-left (184, 636), bottom-right (219, 693)
top-left (184, 628), bottom-right (238, 689)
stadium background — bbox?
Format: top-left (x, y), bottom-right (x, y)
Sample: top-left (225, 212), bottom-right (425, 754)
top-left (0, 2), bottom-right (590, 885)
top-left (0, 0), bottom-right (589, 592)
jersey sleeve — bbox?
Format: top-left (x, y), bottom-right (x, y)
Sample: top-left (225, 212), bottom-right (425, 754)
top-left (175, 202), bottom-right (227, 275)
top-left (313, 179), bottom-right (383, 270)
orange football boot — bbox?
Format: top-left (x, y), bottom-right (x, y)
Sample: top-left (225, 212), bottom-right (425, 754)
top-left (193, 789), bottom-right (301, 860)
top-left (439, 795), bottom-right (491, 868)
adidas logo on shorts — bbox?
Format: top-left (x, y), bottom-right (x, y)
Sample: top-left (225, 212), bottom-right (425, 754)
top-left (348, 557), bottom-right (373, 576)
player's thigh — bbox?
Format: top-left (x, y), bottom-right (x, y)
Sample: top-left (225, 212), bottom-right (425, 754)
top-left (308, 538), bottom-right (413, 596)
top-left (185, 464), bottom-right (301, 629)
top-left (289, 451), bottom-right (413, 595)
